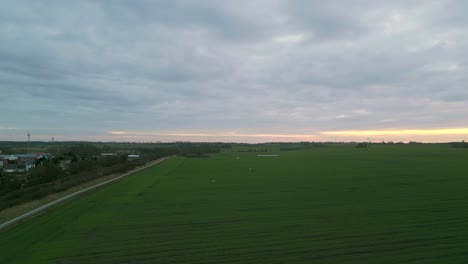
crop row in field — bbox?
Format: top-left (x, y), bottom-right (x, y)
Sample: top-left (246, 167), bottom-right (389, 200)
top-left (1, 144), bottom-right (468, 263)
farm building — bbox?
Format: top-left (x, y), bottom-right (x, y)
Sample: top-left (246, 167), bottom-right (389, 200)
top-left (0, 153), bottom-right (48, 174)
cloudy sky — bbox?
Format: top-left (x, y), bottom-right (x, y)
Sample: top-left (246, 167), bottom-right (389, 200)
top-left (1, 0), bottom-right (468, 142)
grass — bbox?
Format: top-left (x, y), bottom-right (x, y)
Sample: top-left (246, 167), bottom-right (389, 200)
top-left (1, 144), bottom-right (468, 263)
top-left (0, 158), bottom-right (167, 224)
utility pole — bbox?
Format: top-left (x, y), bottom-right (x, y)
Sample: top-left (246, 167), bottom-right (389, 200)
top-left (27, 132), bottom-right (30, 154)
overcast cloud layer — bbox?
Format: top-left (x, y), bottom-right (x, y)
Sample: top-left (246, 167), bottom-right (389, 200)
top-left (1, 0), bottom-right (468, 142)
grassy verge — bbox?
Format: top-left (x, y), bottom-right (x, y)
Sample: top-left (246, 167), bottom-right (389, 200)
top-left (0, 158), bottom-right (168, 225)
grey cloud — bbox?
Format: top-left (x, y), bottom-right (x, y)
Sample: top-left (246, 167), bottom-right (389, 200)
top-left (1, 0), bottom-right (468, 141)
top-left (283, 1), bottom-right (370, 40)
top-left (99, 0), bottom-right (278, 43)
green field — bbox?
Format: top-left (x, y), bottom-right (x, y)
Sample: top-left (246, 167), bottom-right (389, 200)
top-left (2, 144), bottom-right (468, 263)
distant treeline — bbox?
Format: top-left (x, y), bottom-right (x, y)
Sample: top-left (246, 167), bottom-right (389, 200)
top-left (0, 142), bottom-right (228, 211)
top-left (176, 142), bottom-right (230, 157)
top-left (280, 142), bottom-right (328, 151)
top-left (451, 141), bottom-right (468, 148)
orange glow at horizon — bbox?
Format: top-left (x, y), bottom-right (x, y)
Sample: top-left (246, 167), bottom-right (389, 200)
top-left (162, 133), bottom-right (317, 138)
top-left (321, 128), bottom-right (468, 136)
top-left (110, 128), bottom-right (468, 139)
top-left (3, 128), bottom-right (466, 143)
top-left (109, 131), bottom-right (317, 139)
top-left (110, 131), bottom-right (129, 135)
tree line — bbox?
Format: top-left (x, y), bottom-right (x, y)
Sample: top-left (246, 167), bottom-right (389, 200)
top-left (0, 142), bottom-right (228, 211)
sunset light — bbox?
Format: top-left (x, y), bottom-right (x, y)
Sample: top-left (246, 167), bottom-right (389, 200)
top-left (322, 128), bottom-right (468, 136)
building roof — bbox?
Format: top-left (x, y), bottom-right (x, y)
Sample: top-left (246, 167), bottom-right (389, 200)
top-left (0, 153), bottom-right (44, 159)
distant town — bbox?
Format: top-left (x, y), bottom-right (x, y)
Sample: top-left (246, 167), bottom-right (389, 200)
top-left (0, 152), bottom-right (141, 175)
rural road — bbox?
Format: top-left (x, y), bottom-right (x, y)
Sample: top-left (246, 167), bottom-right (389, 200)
top-left (0, 156), bottom-right (173, 231)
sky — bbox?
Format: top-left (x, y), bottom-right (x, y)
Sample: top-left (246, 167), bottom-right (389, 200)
top-left (1, 0), bottom-right (468, 143)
